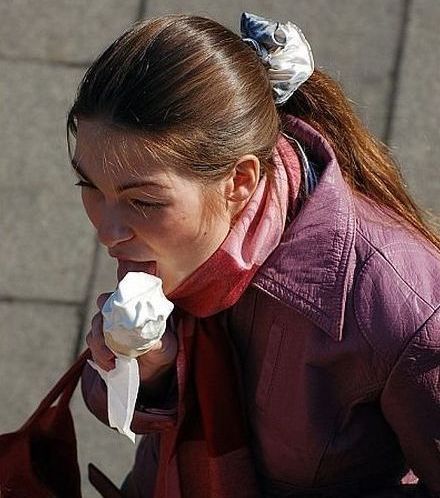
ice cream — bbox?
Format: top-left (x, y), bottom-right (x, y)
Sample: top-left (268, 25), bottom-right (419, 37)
top-left (88, 271), bottom-right (174, 442)
top-left (102, 271), bottom-right (173, 357)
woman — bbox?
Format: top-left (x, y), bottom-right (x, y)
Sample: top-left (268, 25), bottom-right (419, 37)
top-left (69, 12), bottom-right (440, 498)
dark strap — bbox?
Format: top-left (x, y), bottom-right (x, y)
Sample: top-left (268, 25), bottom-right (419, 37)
top-left (21, 348), bottom-right (92, 430)
top-left (88, 463), bottom-right (124, 498)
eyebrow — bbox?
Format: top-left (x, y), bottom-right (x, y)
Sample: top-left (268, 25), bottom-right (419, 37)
top-left (70, 158), bottom-right (171, 192)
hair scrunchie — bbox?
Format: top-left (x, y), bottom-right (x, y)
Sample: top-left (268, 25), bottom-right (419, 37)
top-left (240, 11), bottom-right (315, 105)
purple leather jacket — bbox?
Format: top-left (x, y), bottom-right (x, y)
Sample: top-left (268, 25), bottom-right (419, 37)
top-left (82, 117), bottom-right (440, 498)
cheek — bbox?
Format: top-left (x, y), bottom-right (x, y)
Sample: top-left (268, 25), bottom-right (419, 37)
top-left (168, 202), bottom-right (207, 238)
top-left (81, 190), bottom-right (101, 227)
top-left (135, 206), bottom-right (205, 249)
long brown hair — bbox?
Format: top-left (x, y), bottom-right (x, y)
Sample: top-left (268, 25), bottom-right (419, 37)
top-left (280, 69), bottom-right (440, 252)
top-left (67, 13), bottom-right (440, 251)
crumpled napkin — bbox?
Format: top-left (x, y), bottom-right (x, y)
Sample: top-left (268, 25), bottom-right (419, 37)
top-left (88, 271), bottom-right (174, 442)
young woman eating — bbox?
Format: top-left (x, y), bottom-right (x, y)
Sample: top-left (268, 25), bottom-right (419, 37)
top-left (68, 12), bottom-right (440, 498)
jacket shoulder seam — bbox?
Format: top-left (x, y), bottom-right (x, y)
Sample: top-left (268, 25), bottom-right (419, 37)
top-left (353, 241), bottom-right (436, 358)
top-left (383, 304), bottom-right (440, 383)
top-left (355, 229), bottom-right (436, 310)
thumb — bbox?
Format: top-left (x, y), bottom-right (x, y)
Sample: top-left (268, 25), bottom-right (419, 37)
top-left (96, 292), bottom-right (113, 312)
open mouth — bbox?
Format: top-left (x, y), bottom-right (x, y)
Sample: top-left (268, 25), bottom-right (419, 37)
top-left (116, 260), bottom-right (157, 282)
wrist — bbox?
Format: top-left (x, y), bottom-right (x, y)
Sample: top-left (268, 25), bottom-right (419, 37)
top-left (140, 333), bottom-right (177, 367)
top-left (137, 363), bottom-right (176, 408)
top-left (138, 357), bottom-right (175, 385)
top-left (137, 340), bottom-right (176, 381)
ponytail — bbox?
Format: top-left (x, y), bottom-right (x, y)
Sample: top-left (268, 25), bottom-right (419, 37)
top-left (280, 68), bottom-right (440, 253)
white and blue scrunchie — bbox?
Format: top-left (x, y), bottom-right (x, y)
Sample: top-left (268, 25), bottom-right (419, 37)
top-left (240, 12), bottom-right (315, 105)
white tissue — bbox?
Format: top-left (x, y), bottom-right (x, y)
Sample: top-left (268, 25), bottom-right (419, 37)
top-left (88, 356), bottom-right (139, 442)
top-left (88, 271), bottom-right (174, 442)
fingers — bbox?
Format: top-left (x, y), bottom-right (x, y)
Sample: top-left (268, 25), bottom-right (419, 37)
top-left (86, 299), bottom-right (115, 371)
top-left (96, 292), bottom-right (112, 311)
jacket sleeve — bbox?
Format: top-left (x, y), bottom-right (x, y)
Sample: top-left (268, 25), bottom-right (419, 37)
top-left (380, 307), bottom-right (440, 498)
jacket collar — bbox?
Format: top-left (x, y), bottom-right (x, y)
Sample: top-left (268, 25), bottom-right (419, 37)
top-left (252, 116), bottom-right (357, 342)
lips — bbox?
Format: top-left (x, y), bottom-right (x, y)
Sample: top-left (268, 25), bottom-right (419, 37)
top-left (116, 260), bottom-right (157, 282)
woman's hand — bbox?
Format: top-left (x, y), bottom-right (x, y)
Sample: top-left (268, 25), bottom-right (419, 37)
top-left (85, 292), bottom-right (115, 371)
top-left (85, 292), bottom-right (178, 380)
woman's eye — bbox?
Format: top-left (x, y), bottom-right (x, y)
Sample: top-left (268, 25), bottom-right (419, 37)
top-left (74, 180), bottom-right (96, 189)
top-left (131, 199), bottom-right (163, 210)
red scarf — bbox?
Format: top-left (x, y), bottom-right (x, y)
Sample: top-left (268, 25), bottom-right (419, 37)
top-left (154, 134), bottom-right (302, 498)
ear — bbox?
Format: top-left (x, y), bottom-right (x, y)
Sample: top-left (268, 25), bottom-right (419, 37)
top-left (224, 154), bottom-right (261, 203)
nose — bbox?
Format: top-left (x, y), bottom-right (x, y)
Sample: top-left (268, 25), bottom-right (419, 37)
top-left (96, 208), bottom-right (134, 248)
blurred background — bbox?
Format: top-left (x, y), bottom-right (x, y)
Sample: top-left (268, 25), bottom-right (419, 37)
top-left (0, 0), bottom-right (439, 496)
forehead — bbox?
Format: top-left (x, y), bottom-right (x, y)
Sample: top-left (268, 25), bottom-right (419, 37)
top-left (74, 118), bottom-right (169, 182)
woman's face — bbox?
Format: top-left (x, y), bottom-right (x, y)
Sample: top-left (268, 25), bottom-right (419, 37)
top-left (72, 119), bottom-right (232, 294)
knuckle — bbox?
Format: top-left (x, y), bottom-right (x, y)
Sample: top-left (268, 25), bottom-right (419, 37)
top-left (96, 292), bottom-right (112, 311)
top-left (86, 334), bottom-right (98, 352)
top-left (89, 342), bottom-right (114, 368)
top-left (101, 345), bottom-right (114, 361)
top-left (91, 313), bottom-right (103, 332)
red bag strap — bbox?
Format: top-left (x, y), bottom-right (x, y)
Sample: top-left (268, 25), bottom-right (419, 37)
top-left (21, 348), bottom-right (92, 430)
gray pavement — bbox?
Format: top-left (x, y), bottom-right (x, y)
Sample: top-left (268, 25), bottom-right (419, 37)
top-left (1, 0), bottom-right (439, 496)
